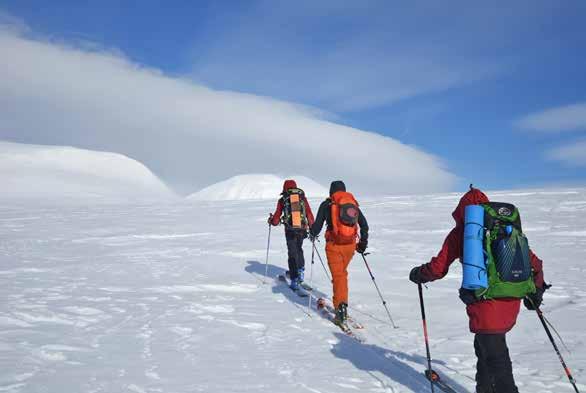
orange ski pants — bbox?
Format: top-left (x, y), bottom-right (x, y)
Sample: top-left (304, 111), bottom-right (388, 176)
top-left (325, 242), bottom-right (356, 309)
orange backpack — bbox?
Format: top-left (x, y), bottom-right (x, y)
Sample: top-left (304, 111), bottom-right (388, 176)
top-left (329, 191), bottom-right (359, 245)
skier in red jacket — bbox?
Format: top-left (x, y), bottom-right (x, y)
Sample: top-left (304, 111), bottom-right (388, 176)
top-left (409, 187), bottom-right (546, 393)
top-left (269, 180), bottom-right (315, 290)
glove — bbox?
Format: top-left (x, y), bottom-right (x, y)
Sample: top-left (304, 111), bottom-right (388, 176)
top-left (267, 214), bottom-right (274, 225)
top-left (409, 266), bottom-right (425, 284)
top-left (459, 288), bottom-right (478, 305)
top-left (524, 283), bottom-right (550, 310)
top-left (356, 239), bottom-right (368, 254)
top-left (308, 232), bottom-right (318, 242)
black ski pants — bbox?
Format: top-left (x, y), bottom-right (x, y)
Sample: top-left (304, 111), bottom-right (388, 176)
top-left (474, 334), bottom-right (518, 393)
top-left (285, 229), bottom-right (306, 280)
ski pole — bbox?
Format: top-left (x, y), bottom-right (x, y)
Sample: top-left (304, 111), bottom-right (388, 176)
top-left (307, 238), bottom-right (316, 314)
top-left (264, 215), bottom-right (272, 284)
top-left (534, 305), bottom-right (580, 393)
top-left (418, 283), bottom-right (437, 393)
top-left (312, 241), bottom-right (332, 283)
top-left (360, 253), bottom-right (398, 329)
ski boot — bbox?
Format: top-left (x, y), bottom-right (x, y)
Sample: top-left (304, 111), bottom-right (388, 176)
top-left (297, 268), bottom-right (313, 290)
top-left (334, 302), bottom-right (348, 327)
top-left (289, 277), bottom-right (300, 291)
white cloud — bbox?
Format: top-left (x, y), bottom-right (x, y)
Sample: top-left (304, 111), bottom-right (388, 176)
top-left (545, 139), bottom-right (586, 167)
top-left (0, 10), bottom-right (28, 34)
top-left (188, 0), bottom-right (562, 112)
top-left (516, 103), bottom-right (586, 132)
top-left (0, 29), bottom-right (457, 195)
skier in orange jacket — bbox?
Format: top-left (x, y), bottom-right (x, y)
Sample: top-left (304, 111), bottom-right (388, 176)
top-left (310, 181), bottom-right (368, 325)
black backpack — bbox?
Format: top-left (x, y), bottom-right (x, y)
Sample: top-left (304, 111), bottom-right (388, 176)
top-left (282, 188), bottom-right (308, 230)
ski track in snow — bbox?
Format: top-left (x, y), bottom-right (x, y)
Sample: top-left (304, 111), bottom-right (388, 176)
top-left (1, 191), bottom-right (585, 392)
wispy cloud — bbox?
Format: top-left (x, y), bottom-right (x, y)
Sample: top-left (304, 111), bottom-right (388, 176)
top-left (515, 102), bottom-right (586, 132)
top-left (0, 10), bottom-right (28, 33)
top-left (545, 139), bottom-right (586, 167)
top-left (0, 28), bottom-right (456, 195)
top-left (188, 1), bottom-right (530, 113)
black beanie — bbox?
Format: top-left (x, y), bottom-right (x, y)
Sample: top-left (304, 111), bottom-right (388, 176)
top-left (329, 180), bottom-right (346, 196)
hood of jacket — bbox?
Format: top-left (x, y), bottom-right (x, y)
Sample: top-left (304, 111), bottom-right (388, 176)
top-left (282, 179), bottom-right (298, 193)
top-left (452, 187), bottom-right (490, 225)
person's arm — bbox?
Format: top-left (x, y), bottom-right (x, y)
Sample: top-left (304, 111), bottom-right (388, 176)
top-left (303, 196), bottom-right (315, 226)
top-left (523, 249), bottom-right (548, 310)
top-left (270, 199), bottom-right (283, 226)
top-left (358, 208), bottom-right (368, 241)
top-left (529, 250), bottom-right (545, 288)
top-left (310, 200), bottom-right (328, 236)
top-left (418, 227), bottom-right (462, 282)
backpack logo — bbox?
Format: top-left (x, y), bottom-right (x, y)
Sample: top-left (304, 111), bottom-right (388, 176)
top-left (346, 207), bottom-right (358, 217)
top-left (498, 207), bottom-right (512, 216)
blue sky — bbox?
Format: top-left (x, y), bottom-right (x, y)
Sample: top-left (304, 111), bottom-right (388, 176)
top-left (2, 1), bottom-right (586, 192)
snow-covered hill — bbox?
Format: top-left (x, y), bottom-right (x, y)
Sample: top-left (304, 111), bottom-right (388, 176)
top-left (0, 188), bottom-right (584, 392)
top-left (187, 174), bottom-right (328, 201)
top-left (0, 141), bottom-right (175, 202)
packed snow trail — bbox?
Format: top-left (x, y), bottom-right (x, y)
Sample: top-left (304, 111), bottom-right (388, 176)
top-left (1, 190), bottom-right (585, 392)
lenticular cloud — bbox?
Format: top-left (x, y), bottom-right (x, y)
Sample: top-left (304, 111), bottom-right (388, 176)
top-left (0, 28), bottom-right (456, 195)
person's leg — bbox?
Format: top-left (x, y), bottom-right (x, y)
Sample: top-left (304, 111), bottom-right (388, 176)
top-left (339, 243), bottom-right (355, 306)
top-left (325, 243), bottom-right (346, 309)
top-left (476, 334), bottom-right (518, 393)
top-left (285, 231), bottom-right (299, 281)
top-left (325, 243), bottom-right (355, 309)
top-left (295, 231), bottom-right (306, 280)
top-left (474, 334), bottom-right (494, 393)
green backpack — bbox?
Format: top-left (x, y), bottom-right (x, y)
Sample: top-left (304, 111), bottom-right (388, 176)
top-left (474, 202), bottom-right (537, 300)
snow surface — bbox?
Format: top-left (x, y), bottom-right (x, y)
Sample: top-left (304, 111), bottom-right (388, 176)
top-left (0, 189), bottom-right (585, 392)
top-left (0, 141), bottom-right (175, 202)
top-left (187, 174), bottom-right (328, 201)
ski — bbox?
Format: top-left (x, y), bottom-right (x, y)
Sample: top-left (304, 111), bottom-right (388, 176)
top-left (317, 298), bottom-right (364, 330)
top-left (277, 274), bottom-right (309, 298)
top-left (424, 369), bottom-right (460, 393)
top-left (316, 298), bottom-right (365, 343)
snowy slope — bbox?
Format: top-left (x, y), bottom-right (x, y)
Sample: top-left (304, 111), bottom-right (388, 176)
top-left (0, 189), bottom-right (584, 393)
top-left (187, 174), bottom-right (328, 201)
top-left (0, 141), bottom-right (175, 202)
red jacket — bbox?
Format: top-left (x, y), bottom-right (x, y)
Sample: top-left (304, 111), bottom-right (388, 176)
top-left (419, 188), bottom-right (545, 334)
top-left (270, 180), bottom-right (315, 227)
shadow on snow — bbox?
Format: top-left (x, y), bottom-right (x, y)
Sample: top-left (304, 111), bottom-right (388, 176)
top-left (246, 260), bottom-right (470, 393)
top-left (332, 332), bottom-right (470, 392)
top-left (245, 260), bottom-right (329, 311)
